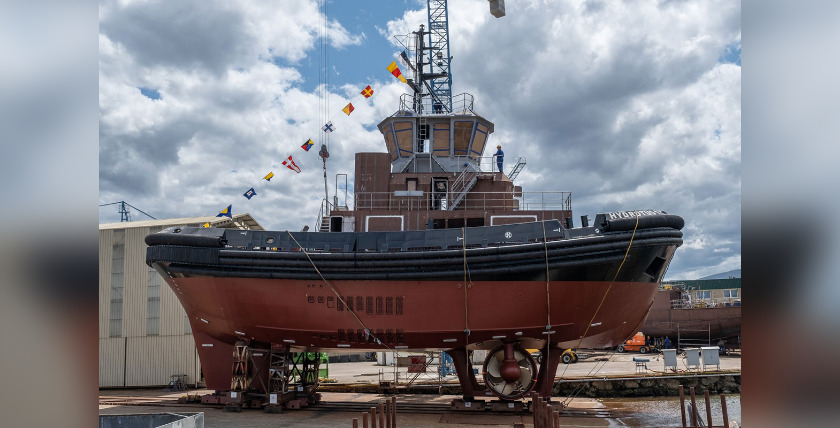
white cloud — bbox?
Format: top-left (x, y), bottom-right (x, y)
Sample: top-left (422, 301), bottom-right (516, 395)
top-left (99, 0), bottom-right (740, 278)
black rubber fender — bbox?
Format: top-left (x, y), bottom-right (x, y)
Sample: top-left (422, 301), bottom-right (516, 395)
top-left (601, 214), bottom-right (684, 232)
top-left (145, 232), bottom-right (224, 248)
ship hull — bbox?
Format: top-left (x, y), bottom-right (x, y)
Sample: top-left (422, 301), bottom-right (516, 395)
top-left (169, 276), bottom-right (659, 391)
top-left (641, 289), bottom-right (741, 340)
top-left (146, 216), bottom-right (683, 391)
top-left (641, 307), bottom-right (742, 339)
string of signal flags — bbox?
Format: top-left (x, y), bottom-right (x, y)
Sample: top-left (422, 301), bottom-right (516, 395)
top-left (204, 60), bottom-right (411, 226)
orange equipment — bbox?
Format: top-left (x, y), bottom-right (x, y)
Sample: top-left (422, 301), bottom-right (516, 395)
top-left (616, 332), bottom-right (652, 354)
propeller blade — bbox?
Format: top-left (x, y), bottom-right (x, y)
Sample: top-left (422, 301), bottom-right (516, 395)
top-left (519, 365), bottom-right (533, 387)
top-left (485, 355), bottom-right (501, 376)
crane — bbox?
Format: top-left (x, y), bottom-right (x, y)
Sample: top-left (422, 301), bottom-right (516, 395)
top-left (99, 201), bottom-right (156, 222)
top-left (424, 0), bottom-right (505, 112)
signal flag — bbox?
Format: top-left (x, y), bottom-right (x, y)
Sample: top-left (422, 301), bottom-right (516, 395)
top-left (301, 139), bottom-right (314, 151)
top-left (387, 61), bottom-right (407, 83)
top-left (283, 155), bottom-right (301, 173)
top-left (217, 205), bottom-right (232, 218)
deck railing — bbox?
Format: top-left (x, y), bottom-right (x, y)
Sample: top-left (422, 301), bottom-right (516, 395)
top-left (397, 92), bottom-right (476, 115)
top-left (353, 190), bottom-right (571, 212)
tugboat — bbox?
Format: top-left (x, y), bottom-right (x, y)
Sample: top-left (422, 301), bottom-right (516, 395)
top-left (146, 4), bottom-right (683, 407)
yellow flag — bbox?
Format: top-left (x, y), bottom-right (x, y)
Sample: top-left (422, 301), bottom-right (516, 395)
top-left (342, 102), bottom-right (355, 115)
top-left (387, 61), bottom-right (407, 83)
top-left (264, 171), bottom-right (274, 181)
top-left (202, 222), bottom-right (210, 228)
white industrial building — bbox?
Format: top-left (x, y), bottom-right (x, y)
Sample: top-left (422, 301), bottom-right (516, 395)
top-left (99, 214), bottom-right (262, 388)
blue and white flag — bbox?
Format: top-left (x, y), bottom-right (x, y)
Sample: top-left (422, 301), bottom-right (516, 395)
top-left (243, 188), bottom-right (257, 200)
top-left (322, 121), bottom-right (335, 133)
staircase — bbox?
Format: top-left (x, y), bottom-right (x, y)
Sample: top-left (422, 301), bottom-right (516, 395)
top-left (507, 157), bottom-right (526, 181)
top-left (319, 216), bottom-right (331, 232)
top-left (449, 168), bottom-right (478, 210)
top-left (316, 199), bottom-right (333, 232)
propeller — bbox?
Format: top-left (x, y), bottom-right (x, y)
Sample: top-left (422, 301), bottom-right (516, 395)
top-left (482, 343), bottom-right (537, 400)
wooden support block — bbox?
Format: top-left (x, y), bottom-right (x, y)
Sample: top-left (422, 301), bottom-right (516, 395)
top-left (489, 400), bottom-right (525, 412)
top-left (450, 398), bottom-right (486, 411)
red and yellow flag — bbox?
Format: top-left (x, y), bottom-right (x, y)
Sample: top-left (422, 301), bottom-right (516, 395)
top-left (361, 85), bottom-right (374, 98)
top-left (387, 61), bottom-right (407, 83)
top-left (342, 103), bottom-right (355, 116)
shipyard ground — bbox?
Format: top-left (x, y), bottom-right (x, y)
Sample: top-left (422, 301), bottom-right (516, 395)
top-left (99, 353), bottom-right (741, 427)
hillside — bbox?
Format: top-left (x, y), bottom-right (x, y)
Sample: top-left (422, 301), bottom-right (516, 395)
top-left (699, 269), bottom-right (742, 280)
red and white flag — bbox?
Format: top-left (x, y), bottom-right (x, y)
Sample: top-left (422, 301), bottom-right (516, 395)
top-left (282, 155), bottom-right (301, 173)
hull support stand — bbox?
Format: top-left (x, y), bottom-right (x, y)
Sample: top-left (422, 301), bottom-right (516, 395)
top-left (448, 347), bottom-right (488, 410)
top-left (211, 342), bottom-right (321, 411)
top-left (533, 342), bottom-right (561, 399)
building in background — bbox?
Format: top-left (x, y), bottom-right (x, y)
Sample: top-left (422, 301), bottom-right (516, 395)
top-left (674, 278), bottom-right (742, 307)
top-left (99, 214), bottom-right (262, 388)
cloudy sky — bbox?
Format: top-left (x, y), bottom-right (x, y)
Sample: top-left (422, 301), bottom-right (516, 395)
top-left (99, 0), bottom-right (741, 280)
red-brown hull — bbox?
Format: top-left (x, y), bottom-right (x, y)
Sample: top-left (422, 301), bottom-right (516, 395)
top-left (642, 307), bottom-right (742, 339)
top-left (642, 290), bottom-right (742, 339)
top-left (168, 276), bottom-right (658, 391)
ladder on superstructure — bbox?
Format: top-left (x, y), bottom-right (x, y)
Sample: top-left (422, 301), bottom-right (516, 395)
top-left (449, 167), bottom-right (478, 210)
top-left (508, 157), bottom-right (527, 181)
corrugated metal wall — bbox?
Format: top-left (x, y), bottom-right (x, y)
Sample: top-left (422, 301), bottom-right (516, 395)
top-left (125, 335), bottom-right (199, 386)
top-left (99, 225), bottom-right (202, 388)
top-left (99, 231), bottom-right (112, 338)
top-left (123, 227), bottom-right (147, 338)
top-left (99, 337), bottom-right (125, 387)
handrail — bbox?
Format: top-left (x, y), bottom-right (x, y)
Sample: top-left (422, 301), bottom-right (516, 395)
top-left (353, 191), bottom-right (572, 212)
top-left (396, 92), bottom-right (476, 116)
top-left (315, 199), bottom-right (334, 232)
top-left (449, 167), bottom-right (478, 209)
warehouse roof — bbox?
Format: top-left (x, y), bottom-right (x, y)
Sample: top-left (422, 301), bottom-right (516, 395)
top-left (99, 213), bottom-right (263, 231)
top-left (663, 277), bottom-right (741, 290)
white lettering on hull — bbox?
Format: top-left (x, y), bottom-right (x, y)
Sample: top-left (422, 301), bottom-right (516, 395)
top-left (606, 210), bottom-right (665, 220)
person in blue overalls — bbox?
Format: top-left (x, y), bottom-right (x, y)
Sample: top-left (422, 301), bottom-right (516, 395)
top-left (495, 144), bottom-right (504, 172)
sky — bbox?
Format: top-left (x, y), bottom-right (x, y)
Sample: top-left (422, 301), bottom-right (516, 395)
top-left (98, 0), bottom-right (741, 280)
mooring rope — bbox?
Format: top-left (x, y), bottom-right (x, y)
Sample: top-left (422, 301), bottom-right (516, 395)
top-left (541, 220), bottom-right (552, 369)
top-left (286, 231), bottom-right (393, 353)
top-left (462, 226), bottom-right (470, 343)
top-left (560, 212), bottom-right (641, 405)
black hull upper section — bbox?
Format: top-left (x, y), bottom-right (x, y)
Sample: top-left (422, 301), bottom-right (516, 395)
top-left (147, 214), bottom-right (683, 284)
